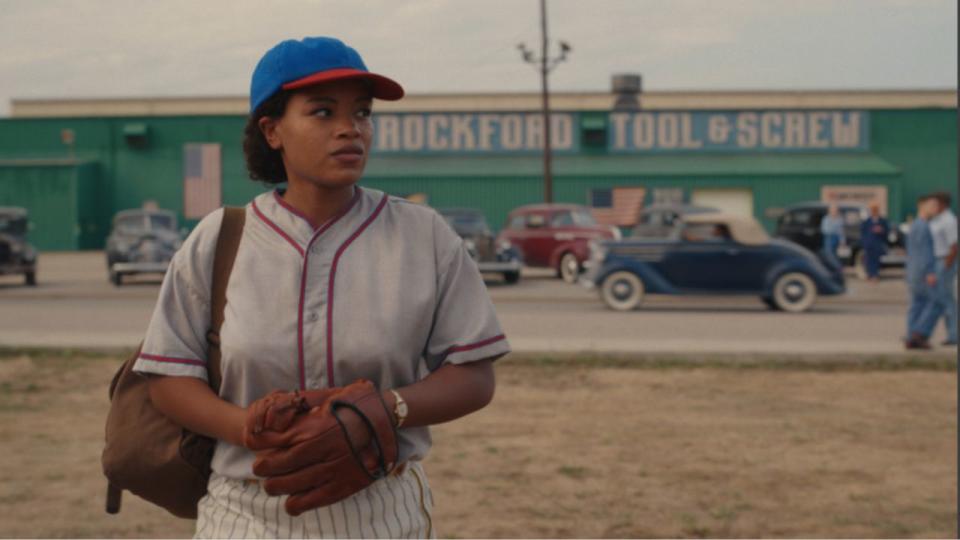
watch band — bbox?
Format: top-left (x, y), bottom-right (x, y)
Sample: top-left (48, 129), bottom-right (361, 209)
top-left (389, 389), bottom-right (408, 428)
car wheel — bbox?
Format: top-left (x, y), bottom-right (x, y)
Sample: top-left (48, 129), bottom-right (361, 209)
top-left (600, 271), bottom-right (645, 311)
top-left (24, 271), bottom-right (36, 286)
top-left (853, 250), bottom-right (867, 280)
top-left (111, 271), bottom-right (123, 287)
top-left (558, 252), bottom-right (580, 284)
top-left (772, 272), bottom-right (817, 313)
top-left (761, 296), bottom-right (779, 310)
top-left (503, 271), bottom-right (521, 284)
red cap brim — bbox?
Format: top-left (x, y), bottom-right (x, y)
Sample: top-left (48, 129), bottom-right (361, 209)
top-left (282, 68), bottom-right (404, 101)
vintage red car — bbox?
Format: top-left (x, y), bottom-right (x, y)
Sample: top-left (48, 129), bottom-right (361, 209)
top-left (496, 203), bottom-right (621, 282)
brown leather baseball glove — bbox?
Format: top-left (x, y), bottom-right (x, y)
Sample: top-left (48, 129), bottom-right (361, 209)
top-left (244, 379), bottom-right (399, 516)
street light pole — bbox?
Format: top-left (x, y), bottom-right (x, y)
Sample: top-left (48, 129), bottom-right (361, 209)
top-left (539, 0), bottom-right (553, 203)
top-left (518, 0), bottom-right (570, 204)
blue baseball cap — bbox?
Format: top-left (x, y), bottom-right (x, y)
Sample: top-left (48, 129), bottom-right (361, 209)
top-left (249, 36), bottom-right (404, 113)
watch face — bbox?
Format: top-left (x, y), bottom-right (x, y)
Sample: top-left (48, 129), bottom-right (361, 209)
top-left (397, 402), bottom-right (408, 416)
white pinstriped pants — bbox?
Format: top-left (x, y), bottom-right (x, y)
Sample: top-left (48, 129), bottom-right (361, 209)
top-left (194, 462), bottom-right (435, 539)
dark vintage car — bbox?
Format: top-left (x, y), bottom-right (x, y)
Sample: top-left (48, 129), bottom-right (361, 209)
top-left (0, 207), bottom-right (37, 286)
top-left (582, 213), bottom-right (845, 313)
top-left (437, 207), bottom-right (523, 284)
top-left (631, 203), bottom-right (718, 238)
top-left (106, 209), bottom-right (183, 286)
top-left (496, 203), bottom-right (621, 283)
top-left (775, 202), bottom-right (905, 276)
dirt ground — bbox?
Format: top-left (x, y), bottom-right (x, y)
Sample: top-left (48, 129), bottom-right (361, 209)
top-left (0, 352), bottom-right (955, 539)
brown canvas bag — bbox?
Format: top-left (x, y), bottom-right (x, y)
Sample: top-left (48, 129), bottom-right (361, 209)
top-left (102, 207), bottom-right (245, 519)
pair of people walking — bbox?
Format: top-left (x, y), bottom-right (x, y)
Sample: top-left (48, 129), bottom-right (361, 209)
top-left (819, 203), bottom-right (890, 280)
top-left (905, 191), bottom-right (957, 349)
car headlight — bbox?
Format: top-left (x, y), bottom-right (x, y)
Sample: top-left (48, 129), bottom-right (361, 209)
top-left (588, 239), bottom-right (608, 261)
top-left (499, 240), bottom-right (513, 251)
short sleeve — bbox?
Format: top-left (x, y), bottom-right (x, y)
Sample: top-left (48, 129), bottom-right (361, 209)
top-left (132, 209), bottom-right (224, 381)
top-left (944, 215), bottom-right (958, 246)
top-left (423, 212), bottom-right (511, 371)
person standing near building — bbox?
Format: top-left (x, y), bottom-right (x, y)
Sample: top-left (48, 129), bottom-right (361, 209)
top-left (904, 195), bottom-right (938, 349)
top-left (859, 203), bottom-right (889, 282)
top-left (820, 203), bottom-right (845, 272)
top-left (916, 191), bottom-right (958, 346)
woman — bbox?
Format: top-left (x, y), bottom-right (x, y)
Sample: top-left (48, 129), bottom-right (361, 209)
top-left (133, 37), bottom-right (509, 538)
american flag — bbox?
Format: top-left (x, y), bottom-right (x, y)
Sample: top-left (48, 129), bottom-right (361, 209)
top-left (183, 143), bottom-right (222, 219)
top-left (589, 187), bottom-right (646, 226)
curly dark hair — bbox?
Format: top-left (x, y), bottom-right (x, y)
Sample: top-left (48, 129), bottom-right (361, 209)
top-left (243, 90), bottom-right (292, 184)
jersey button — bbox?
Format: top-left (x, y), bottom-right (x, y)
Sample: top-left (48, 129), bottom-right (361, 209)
top-left (308, 312), bottom-right (319, 322)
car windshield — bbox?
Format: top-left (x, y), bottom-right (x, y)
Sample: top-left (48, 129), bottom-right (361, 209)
top-left (441, 212), bottom-right (488, 235)
top-left (150, 214), bottom-right (175, 230)
top-left (681, 223), bottom-right (731, 243)
top-left (0, 215), bottom-right (27, 236)
top-left (573, 209), bottom-right (597, 226)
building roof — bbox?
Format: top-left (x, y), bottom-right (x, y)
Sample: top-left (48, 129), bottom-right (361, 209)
top-left (9, 89), bottom-right (956, 118)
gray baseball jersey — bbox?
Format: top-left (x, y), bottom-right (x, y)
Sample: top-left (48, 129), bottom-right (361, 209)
top-left (133, 186), bottom-right (510, 479)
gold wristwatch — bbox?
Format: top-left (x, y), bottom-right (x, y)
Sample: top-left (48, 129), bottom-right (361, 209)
top-left (389, 389), bottom-right (408, 428)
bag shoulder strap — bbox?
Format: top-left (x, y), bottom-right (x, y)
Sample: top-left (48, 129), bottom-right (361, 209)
top-left (207, 206), bottom-right (246, 392)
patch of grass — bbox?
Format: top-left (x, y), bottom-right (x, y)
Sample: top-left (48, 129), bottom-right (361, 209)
top-left (484, 446), bottom-right (499, 454)
top-left (505, 351), bottom-right (957, 372)
top-left (679, 512), bottom-right (711, 538)
top-left (0, 346), bottom-right (131, 360)
top-left (556, 465), bottom-right (589, 479)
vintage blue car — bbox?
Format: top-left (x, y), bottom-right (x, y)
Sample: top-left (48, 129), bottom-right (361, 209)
top-left (581, 213), bottom-right (845, 312)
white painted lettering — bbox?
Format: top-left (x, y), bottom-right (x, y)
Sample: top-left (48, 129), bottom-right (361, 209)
top-left (657, 113), bottom-right (680, 148)
top-left (402, 115), bottom-right (425, 150)
top-left (679, 113), bottom-right (703, 149)
top-left (500, 114), bottom-right (524, 150)
top-left (427, 115), bottom-right (449, 150)
top-left (708, 115), bottom-right (730, 144)
top-left (633, 113), bottom-right (655, 149)
top-left (736, 112), bottom-right (759, 147)
top-left (450, 114), bottom-right (475, 150)
top-left (551, 114), bottom-right (573, 149)
top-left (377, 115), bottom-right (400, 150)
top-left (610, 113), bottom-right (630, 150)
top-left (525, 115), bottom-right (543, 149)
top-left (784, 112), bottom-right (805, 147)
top-left (832, 112), bottom-right (860, 148)
top-left (760, 112), bottom-right (783, 147)
top-left (808, 112), bottom-right (829, 148)
top-left (477, 114), bottom-right (497, 150)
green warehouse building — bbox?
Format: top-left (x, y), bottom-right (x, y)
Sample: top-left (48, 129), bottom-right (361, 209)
top-left (0, 88), bottom-right (955, 251)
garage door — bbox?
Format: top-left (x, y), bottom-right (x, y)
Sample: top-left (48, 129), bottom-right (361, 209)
top-left (691, 188), bottom-right (754, 217)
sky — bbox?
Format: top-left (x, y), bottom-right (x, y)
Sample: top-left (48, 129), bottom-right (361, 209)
top-left (0, 0), bottom-right (956, 116)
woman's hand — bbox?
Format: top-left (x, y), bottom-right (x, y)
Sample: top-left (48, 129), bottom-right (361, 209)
top-left (243, 388), bottom-right (343, 448)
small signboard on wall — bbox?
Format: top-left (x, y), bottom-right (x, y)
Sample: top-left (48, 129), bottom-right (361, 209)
top-left (821, 185), bottom-right (888, 215)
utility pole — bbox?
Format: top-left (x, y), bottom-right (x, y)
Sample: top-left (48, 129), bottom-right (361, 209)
top-left (518, 0), bottom-right (570, 203)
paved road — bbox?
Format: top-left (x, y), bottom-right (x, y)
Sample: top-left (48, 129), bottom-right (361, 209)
top-left (0, 252), bottom-right (955, 356)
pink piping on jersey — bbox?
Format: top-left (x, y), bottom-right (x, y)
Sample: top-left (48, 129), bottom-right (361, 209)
top-left (273, 190), bottom-right (318, 230)
top-left (295, 188), bottom-right (362, 390)
top-left (443, 334), bottom-right (506, 356)
top-left (251, 199), bottom-right (304, 257)
top-left (139, 352), bottom-right (205, 367)
top-left (325, 192), bottom-right (390, 388)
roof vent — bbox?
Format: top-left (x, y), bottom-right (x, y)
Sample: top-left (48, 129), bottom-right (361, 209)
top-left (612, 73), bottom-right (642, 111)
